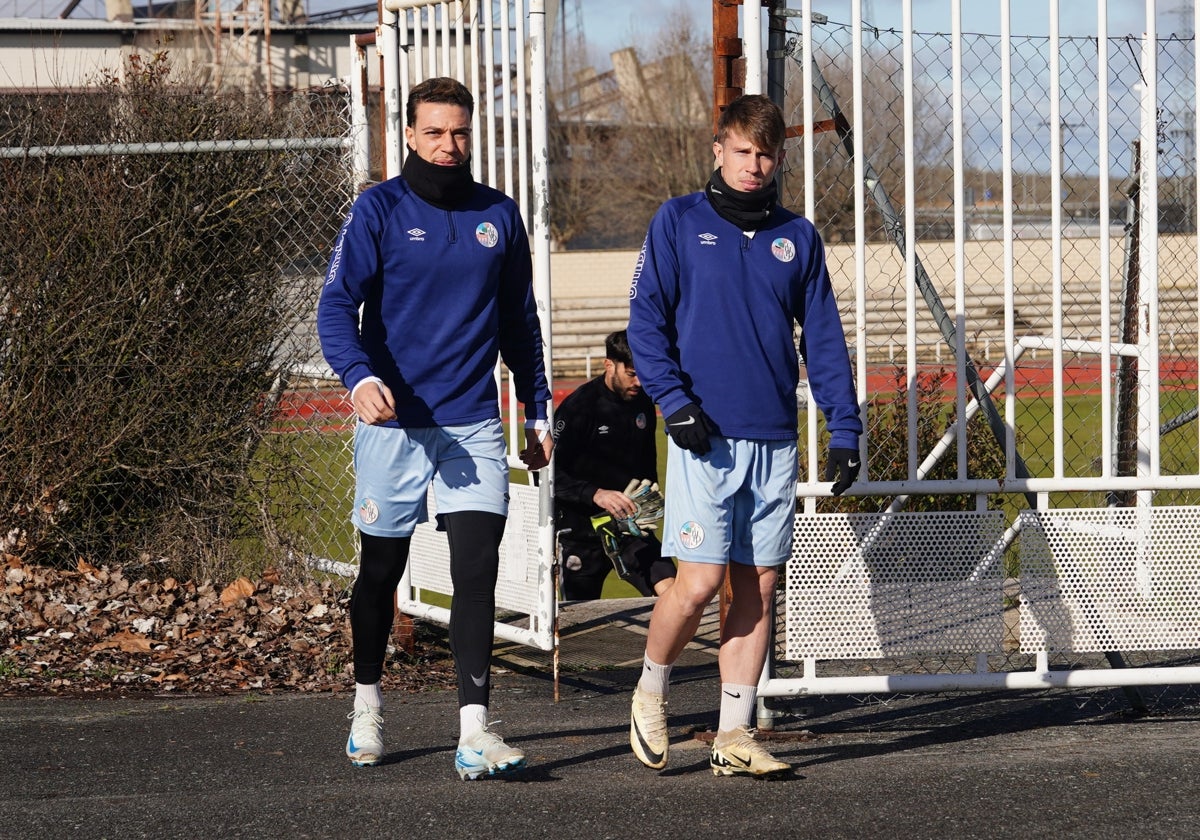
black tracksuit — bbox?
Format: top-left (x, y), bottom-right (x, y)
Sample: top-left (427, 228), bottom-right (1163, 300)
top-left (552, 376), bottom-right (669, 599)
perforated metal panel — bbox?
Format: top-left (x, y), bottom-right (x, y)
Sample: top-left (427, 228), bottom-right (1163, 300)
top-left (785, 511), bottom-right (1007, 660)
top-left (409, 483), bottom-right (544, 614)
top-left (1019, 507), bottom-right (1200, 653)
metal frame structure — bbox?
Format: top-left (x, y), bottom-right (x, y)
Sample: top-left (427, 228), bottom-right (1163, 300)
top-left (363, 0), bottom-right (1200, 702)
top-left (752, 0), bottom-right (1200, 702)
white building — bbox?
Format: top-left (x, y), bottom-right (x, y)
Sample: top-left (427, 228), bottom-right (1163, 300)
top-left (0, 2), bottom-right (371, 93)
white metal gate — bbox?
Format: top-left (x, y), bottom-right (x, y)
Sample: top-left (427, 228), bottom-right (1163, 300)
top-left (367, 0), bottom-right (557, 650)
top-left (762, 0), bottom-right (1200, 703)
top-left (362, 0), bottom-right (1200, 698)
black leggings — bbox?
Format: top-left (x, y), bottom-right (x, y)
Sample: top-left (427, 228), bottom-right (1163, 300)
top-left (350, 532), bottom-right (410, 686)
top-left (349, 511), bottom-right (505, 708)
top-left (444, 510), bottom-right (506, 708)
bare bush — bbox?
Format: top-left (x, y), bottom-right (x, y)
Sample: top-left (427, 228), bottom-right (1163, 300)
top-left (0, 52), bottom-right (350, 579)
top-left (548, 9), bottom-right (712, 249)
top-left (814, 367), bottom-right (1009, 515)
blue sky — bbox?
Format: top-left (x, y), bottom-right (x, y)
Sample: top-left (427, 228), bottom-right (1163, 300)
top-left (583, 1), bottom-right (1187, 68)
top-left (284, 1), bottom-right (1182, 57)
top-left (577, 0), bottom-right (1194, 178)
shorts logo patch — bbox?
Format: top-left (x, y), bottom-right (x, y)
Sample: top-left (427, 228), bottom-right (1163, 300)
top-left (771, 237), bottom-right (796, 263)
top-left (679, 520), bottom-right (705, 550)
top-left (475, 222), bottom-right (499, 248)
top-left (636, 412), bottom-right (647, 429)
top-left (357, 498), bottom-right (379, 525)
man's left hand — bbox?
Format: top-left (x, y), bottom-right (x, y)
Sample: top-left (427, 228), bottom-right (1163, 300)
top-left (521, 427), bottom-right (553, 471)
top-left (824, 447), bottom-right (860, 496)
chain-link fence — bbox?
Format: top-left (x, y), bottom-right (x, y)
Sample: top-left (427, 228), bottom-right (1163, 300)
top-left (766, 18), bottom-right (1200, 714)
top-left (263, 88), bottom-right (361, 579)
top-left (778, 21), bottom-right (1197, 496)
top-left (1, 76), bottom-right (358, 582)
top-left (7, 17), bottom-right (1200, 713)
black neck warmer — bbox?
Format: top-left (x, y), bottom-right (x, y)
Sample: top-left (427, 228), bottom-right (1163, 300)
top-left (704, 168), bottom-right (777, 231)
top-left (401, 149), bottom-right (475, 209)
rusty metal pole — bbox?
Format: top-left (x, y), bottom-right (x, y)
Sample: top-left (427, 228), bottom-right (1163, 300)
top-left (713, 0), bottom-right (744, 133)
top-left (712, 0), bottom-right (744, 622)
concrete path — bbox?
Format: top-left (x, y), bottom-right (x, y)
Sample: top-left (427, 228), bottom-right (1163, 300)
top-left (2, 600), bottom-right (1198, 840)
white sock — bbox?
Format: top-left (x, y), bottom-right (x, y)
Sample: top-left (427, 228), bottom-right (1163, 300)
top-left (355, 682), bottom-right (383, 709)
top-left (637, 654), bottom-right (672, 697)
top-left (459, 704), bottom-right (488, 741)
top-left (717, 683), bottom-right (758, 733)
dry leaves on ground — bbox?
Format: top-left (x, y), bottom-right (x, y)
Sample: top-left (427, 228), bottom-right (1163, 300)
top-left (0, 556), bottom-right (456, 697)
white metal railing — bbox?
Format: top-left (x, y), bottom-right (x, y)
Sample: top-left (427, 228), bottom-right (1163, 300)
top-left (776, 1), bottom-right (1193, 499)
top-left (763, 0), bottom-right (1200, 705)
top-left (0, 138), bottom-right (348, 158)
top-left (361, 0), bottom-right (1200, 692)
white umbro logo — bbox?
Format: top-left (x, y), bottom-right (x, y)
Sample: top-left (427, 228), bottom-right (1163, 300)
top-left (698, 232), bottom-right (718, 245)
top-left (407, 227), bottom-right (426, 240)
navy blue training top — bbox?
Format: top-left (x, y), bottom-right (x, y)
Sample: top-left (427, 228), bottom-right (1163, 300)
top-left (317, 176), bottom-right (550, 428)
top-left (627, 192), bottom-right (861, 447)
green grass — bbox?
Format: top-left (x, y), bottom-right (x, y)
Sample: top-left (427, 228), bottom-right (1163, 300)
top-left (0, 656), bottom-right (29, 679)
top-left (1009, 393), bottom-right (1200, 506)
top-left (257, 428), bottom-right (359, 567)
top-left (270, 391), bottom-right (1200, 600)
top-left (803, 390), bottom-right (1200, 495)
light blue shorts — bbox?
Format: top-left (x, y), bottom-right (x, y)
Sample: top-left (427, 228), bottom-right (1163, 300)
top-left (661, 436), bottom-right (798, 567)
top-left (351, 419), bottom-right (510, 537)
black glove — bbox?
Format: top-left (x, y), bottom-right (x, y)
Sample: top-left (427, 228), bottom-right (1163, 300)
top-left (824, 447), bottom-right (860, 496)
top-left (664, 403), bottom-right (714, 455)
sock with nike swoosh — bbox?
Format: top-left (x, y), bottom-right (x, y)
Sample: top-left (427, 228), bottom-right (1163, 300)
top-left (718, 683), bottom-right (757, 732)
top-left (442, 510), bottom-right (505, 708)
top-left (637, 654), bottom-right (672, 696)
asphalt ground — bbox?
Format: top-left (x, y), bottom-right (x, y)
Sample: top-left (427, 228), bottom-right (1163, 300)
top-left (3, 601), bottom-right (1200, 840)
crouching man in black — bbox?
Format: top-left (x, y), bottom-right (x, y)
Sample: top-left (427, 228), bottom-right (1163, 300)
top-left (553, 330), bottom-right (676, 599)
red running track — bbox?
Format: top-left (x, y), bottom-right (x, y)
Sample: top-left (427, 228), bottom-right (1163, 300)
top-left (273, 358), bottom-right (1199, 433)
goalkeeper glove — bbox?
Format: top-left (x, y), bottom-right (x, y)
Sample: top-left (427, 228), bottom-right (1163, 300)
top-left (623, 479), bottom-right (664, 527)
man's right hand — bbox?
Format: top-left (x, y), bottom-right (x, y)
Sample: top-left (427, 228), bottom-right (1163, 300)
top-left (351, 379), bottom-right (397, 424)
top-left (664, 402), bottom-right (714, 455)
